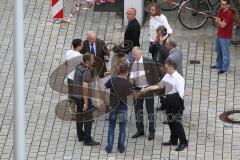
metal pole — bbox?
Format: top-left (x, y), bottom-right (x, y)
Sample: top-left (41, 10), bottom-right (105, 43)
top-left (14, 0), bottom-right (25, 159)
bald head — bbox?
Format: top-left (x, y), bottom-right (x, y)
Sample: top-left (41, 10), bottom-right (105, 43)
top-left (87, 31), bottom-right (97, 44)
top-left (126, 8), bottom-right (136, 21)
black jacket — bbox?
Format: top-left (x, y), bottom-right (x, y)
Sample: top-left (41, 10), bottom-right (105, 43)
top-left (166, 93), bottom-right (185, 114)
top-left (150, 38), bottom-right (169, 65)
top-left (124, 18), bottom-right (140, 53)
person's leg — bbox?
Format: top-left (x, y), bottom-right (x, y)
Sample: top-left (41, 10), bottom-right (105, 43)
top-left (174, 114), bottom-right (187, 145)
top-left (219, 38), bottom-right (230, 72)
top-left (118, 110), bottom-right (127, 153)
top-left (162, 112), bottom-right (178, 145)
top-left (83, 98), bottom-right (96, 143)
top-left (105, 111), bottom-right (117, 153)
top-left (159, 96), bottom-right (166, 110)
top-left (67, 78), bottom-right (76, 120)
top-left (145, 97), bottom-right (155, 134)
top-left (168, 115), bottom-right (178, 143)
top-left (83, 111), bottom-right (93, 143)
top-left (134, 98), bottom-right (144, 132)
top-left (215, 37), bottom-right (223, 69)
top-left (76, 99), bottom-right (84, 141)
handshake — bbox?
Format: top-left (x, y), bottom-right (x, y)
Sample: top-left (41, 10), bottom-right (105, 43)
top-left (131, 86), bottom-right (151, 100)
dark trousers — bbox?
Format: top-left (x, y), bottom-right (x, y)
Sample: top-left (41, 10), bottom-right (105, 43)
top-left (76, 98), bottom-right (94, 143)
top-left (160, 96), bottom-right (167, 109)
top-left (149, 42), bottom-right (154, 58)
top-left (134, 97), bottom-right (155, 133)
top-left (67, 78), bottom-right (74, 100)
top-left (166, 93), bottom-right (187, 144)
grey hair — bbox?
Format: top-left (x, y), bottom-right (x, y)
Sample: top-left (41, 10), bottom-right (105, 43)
top-left (166, 37), bottom-right (177, 48)
top-left (132, 46), bottom-right (142, 54)
top-left (87, 31), bottom-right (97, 37)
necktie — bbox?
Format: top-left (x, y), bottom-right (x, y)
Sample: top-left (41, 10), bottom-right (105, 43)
top-left (90, 43), bottom-right (95, 55)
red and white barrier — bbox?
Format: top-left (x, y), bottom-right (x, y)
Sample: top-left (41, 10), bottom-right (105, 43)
top-left (52, 0), bottom-right (64, 18)
top-left (49, 0), bottom-right (114, 25)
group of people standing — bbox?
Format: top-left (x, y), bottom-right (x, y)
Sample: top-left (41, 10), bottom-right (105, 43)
top-left (64, 0), bottom-right (234, 154)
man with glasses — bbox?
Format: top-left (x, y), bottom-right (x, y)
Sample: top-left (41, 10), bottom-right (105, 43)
top-left (211, 0), bottom-right (234, 74)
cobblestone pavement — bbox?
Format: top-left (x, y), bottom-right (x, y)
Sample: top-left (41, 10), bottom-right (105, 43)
top-left (1, 0), bottom-right (240, 159)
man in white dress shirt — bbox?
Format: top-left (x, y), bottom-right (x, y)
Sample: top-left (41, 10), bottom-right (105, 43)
top-left (141, 58), bottom-right (188, 151)
top-left (65, 39), bottom-right (83, 120)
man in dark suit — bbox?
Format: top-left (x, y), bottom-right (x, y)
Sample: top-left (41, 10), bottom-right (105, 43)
top-left (124, 8), bottom-right (140, 63)
top-left (129, 46), bottom-right (161, 141)
top-left (150, 25), bottom-right (169, 111)
top-left (81, 31), bottom-right (110, 78)
top-left (150, 25), bottom-right (169, 65)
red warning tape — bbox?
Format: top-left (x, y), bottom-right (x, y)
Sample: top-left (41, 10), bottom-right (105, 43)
top-left (48, 0), bottom-right (114, 25)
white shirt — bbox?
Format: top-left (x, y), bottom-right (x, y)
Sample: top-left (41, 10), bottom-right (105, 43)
top-left (149, 14), bottom-right (173, 42)
top-left (129, 56), bottom-right (148, 87)
top-left (159, 71), bottom-right (185, 99)
top-left (65, 50), bottom-right (83, 80)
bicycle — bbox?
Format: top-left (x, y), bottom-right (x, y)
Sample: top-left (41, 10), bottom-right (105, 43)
top-left (157, 0), bottom-right (183, 11)
top-left (177, 0), bottom-right (220, 29)
top-left (231, 3), bottom-right (240, 44)
top-left (177, 0), bottom-right (240, 44)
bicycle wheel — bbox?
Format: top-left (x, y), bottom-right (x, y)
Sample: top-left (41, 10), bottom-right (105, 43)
top-left (178, 0), bottom-right (211, 30)
top-left (157, 0), bottom-right (182, 11)
top-left (231, 26), bottom-right (240, 44)
top-left (231, 9), bottom-right (240, 44)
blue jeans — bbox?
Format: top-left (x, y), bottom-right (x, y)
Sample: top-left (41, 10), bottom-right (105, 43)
top-left (106, 109), bottom-right (127, 153)
top-left (215, 37), bottom-right (231, 71)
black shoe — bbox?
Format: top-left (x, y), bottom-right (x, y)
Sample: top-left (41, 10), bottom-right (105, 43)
top-left (132, 131), bottom-right (144, 138)
top-left (78, 137), bottom-right (84, 142)
top-left (84, 140), bottom-right (100, 146)
top-left (175, 143), bottom-right (188, 151)
top-left (162, 120), bottom-right (168, 124)
top-left (148, 133), bottom-right (155, 141)
top-left (156, 106), bottom-right (165, 112)
top-left (218, 69), bottom-right (228, 74)
top-left (210, 65), bottom-right (218, 69)
top-left (162, 140), bottom-right (178, 146)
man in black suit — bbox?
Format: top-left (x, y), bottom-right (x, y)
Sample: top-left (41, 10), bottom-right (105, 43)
top-left (124, 8), bottom-right (140, 63)
top-left (149, 25), bottom-right (169, 111)
top-left (150, 25), bottom-right (169, 65)
top-left (129, 46), bottom-right (161, 141)
top-left (81, 31), bottom-right (110, 78)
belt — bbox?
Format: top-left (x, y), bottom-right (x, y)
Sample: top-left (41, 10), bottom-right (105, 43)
top-left (166, 92), bottom-right (180, 98)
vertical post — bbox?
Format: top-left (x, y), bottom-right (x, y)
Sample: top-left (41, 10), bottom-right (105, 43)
top-left (14, 0), bottom-right (25, 159)
top-left (124, 0), bottom-right (144, 26)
